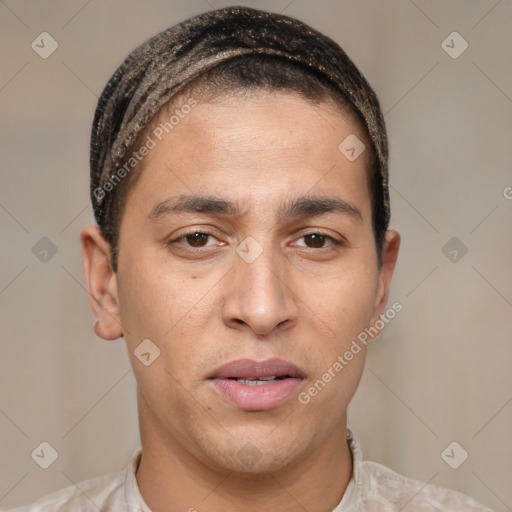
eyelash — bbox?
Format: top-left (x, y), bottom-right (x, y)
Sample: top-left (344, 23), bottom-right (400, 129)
top-left (168, 230), bottom-right (222, 251)
top-left (167, 230), bottom-right (344, 251)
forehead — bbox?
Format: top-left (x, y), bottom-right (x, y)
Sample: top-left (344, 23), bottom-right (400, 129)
top-left (126, 91), bottom-right (373, 217)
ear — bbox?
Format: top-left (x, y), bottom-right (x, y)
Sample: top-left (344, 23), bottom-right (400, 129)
top-left (369, 228), bottom-right (401, 337)
top-left (80, 226), bottom-right (123, 340)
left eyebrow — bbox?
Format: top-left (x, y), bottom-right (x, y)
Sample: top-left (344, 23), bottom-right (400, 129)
top-left (278, 195), bottom-right (363, 223)
top-left (147, 194), bottom-right (362, 222)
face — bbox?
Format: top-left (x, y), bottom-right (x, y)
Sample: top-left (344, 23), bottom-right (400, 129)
top-left (82, 91), bottom-right (399, 474)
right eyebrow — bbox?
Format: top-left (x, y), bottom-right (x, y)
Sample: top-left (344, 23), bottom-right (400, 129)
top-left (148, 195), bottom-right (240, 221)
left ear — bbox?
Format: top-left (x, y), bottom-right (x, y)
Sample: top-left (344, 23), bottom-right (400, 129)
top-left (370, 228), bottom-right (401, 329)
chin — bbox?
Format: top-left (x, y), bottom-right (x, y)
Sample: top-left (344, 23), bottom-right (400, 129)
top-left (195, 429), bottom-right (308, 475)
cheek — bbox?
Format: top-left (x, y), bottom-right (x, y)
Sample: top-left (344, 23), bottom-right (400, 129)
top-left (299, 259), bottom-right (378, 338)
top-left (334, 275), bottom-right (376, 331)
top-left (298, 269), bottom-right (374, 412)
top-left (116, 263), bottom-right (209, 342)
top-left (116, 264), bottom-right (225, 393)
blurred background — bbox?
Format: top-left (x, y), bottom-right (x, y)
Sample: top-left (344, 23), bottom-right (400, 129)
top-left (0, 0), bottom-right (510, 510)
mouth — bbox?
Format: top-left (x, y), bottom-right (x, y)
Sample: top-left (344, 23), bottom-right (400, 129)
top-left (229, 375), bottom-right (290, 385)
top-left (208, 358), bottom-right (305, 411)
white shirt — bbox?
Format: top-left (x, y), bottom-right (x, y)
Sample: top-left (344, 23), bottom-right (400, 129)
top-left (6, 430), bottom-right (494, 511)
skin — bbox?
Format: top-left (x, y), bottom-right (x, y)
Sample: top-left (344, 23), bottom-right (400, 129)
top-left (81, 91), bottom-right (400, 512)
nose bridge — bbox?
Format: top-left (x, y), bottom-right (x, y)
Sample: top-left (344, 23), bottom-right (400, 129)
top-left (224, 238), bottom-right (297, 335)
top-left (241, 245), bottom-right (283, 298)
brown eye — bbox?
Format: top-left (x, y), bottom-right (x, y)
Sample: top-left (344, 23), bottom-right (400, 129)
top-left (303, 234), bottom-right (328, 248)
top-left (292, 233), bottom-right (341, 250)
top-left (168, 230), bottom-right (225, 252)
top-left (184, 232), bottom-right (211, 247)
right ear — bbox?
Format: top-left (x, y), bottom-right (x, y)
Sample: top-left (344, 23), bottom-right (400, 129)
top-left (80, 226), bottom-right (123, 340)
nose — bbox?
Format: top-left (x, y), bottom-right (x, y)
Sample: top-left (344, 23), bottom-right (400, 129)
top-left (222, 247), bottom-right (299, 337)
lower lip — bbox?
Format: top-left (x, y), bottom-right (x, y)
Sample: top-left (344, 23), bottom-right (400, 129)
top-left (209, 378), bottom-right (303, 411)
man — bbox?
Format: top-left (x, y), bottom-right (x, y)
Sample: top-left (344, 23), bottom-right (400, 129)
top-left (10, 6), bottom-right (494, 511)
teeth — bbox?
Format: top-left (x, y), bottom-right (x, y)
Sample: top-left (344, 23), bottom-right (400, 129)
top-left (236, 376), bottom-right (282, 385)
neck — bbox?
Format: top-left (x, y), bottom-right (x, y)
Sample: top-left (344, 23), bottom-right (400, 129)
top-left (135, 394), bottom-right (353, 512)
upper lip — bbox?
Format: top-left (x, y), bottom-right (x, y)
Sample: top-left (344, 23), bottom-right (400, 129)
top-left (209, 358), bottom-right (304, 380)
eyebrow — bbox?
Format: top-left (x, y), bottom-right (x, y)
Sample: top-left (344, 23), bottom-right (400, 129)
top-left (148, 194), bottom-right (362, 222)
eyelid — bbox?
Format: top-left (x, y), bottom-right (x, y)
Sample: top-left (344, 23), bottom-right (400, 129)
top-left (167, 228), bottom-right (224, 248)
top-left (290, 231), bottom-right (345, 248)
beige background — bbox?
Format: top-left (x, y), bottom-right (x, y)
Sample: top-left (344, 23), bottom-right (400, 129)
top-left (0, 0), bottom-right (511, 510)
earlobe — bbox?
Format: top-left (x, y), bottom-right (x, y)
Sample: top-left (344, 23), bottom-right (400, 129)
top-left (80, 226), bottom-right (123, 340)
